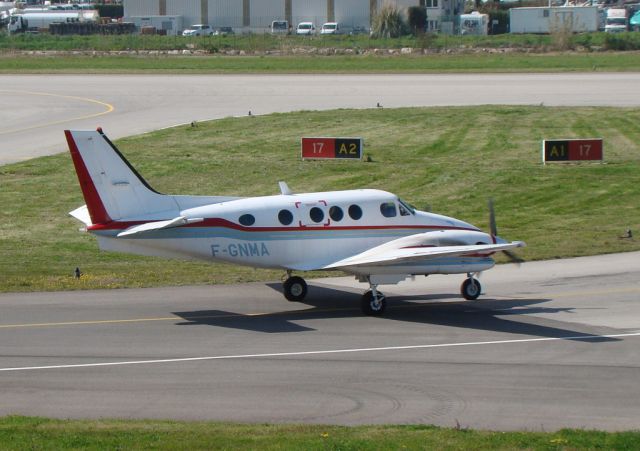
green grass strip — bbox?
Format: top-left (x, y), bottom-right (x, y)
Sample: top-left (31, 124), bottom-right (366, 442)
top-left (0, 416), bottom-right (638, 449)
top-left (1, 53), bottom-right (640, 74)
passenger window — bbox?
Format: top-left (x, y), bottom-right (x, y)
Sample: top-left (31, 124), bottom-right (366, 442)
top-left (278, 209), bottom-right (293, 225)
top-left (329, 206), bottom-right (343, 222)
top-left (239, 214), bottom-right (255, 226)
top-left (348, 204), bottom-right (363, 220)
top-left (309, 207), bottom-right (324, 223)
top-left (380, 202), bottom-right (397, 218)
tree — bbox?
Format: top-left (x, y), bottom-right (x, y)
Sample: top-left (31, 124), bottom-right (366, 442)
top-left (407, 6), bottom-right (426, 35)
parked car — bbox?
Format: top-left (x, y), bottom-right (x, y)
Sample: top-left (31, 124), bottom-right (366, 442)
top-left (213, 26), bottom-right (234, 36)
top-left (320, 22), bottom-right (340, 35)
top-left (349, 25), bottom-right (369, 35)
top-left (182, 24), bottom-right (214, 36)
top-left (296, 21), bottom-right (315, 35)
top-left (270, 19), bottom-right (289, 34)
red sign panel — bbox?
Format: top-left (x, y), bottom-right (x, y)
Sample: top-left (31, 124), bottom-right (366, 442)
top-left (301, 138), bottom-right (336, 159)
top-left (568, 139), bottom-right (603, 161)
top-left (301, 137), bottom-right (362, 160)
top-left (543, 139), bottom-right (603, 163)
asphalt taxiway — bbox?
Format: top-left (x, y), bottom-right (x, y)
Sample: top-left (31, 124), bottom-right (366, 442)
top-left (2, 72), bottom-right (640, 164)
top-left (1, 252), bottom-right (639, 431)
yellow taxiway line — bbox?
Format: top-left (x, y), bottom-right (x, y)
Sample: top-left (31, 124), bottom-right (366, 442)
top-left (0, 284), bottom-right (638, 330)
top-left (0, 89), bottom-right (114, 136)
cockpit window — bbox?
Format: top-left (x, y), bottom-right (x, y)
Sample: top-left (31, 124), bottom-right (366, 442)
top-left (398, 198), bottom-right (415, 216)
top-left (379, 202), bottom-right (397, 218)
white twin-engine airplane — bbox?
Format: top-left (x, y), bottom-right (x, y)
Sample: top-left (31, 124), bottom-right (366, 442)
top-left (66, 129), bottom-right (525, 316)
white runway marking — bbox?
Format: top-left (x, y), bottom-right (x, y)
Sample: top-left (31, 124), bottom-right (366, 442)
top-left (2, 332), bottom-right (639, 373)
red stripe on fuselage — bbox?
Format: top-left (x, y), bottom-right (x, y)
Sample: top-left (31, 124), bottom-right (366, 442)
top-left (87, 217), bottom-right (479, 233)
top-left (65, 130), bottom-right (112, 225)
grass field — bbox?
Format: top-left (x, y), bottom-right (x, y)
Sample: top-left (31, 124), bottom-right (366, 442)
top-left (1, 52), bottom-right (640, 74)
top-left (1, 105), bottom-right (639, 292)
top-left (1, 32), bottom-right (640, 73)
top-left (1, 31), bottom-right (640, 52)
top-left (0, 416), bottom-right (638, 449)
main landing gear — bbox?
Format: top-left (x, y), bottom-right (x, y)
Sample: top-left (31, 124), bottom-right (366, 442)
top-left (460, 273), bottom-right (482, 300)
top-left (282, 272), bottom-right (308, 302)
top-left (282, 272), bottom-right (480, 315)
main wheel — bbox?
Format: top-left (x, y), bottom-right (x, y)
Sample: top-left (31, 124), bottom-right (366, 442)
top-left (283, 276), bottom-right (308, 302)
top-left (361, 290), bottom-right (386, 316)
top-left (461, 278), bottom-right (481, 300)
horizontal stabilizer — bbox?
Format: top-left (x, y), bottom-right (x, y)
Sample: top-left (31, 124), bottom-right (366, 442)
top-left (117, 216), bottom-right (203, 237)
top-left (69, 205), bottom-right (92, 226)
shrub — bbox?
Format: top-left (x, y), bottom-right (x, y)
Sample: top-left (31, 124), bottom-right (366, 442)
top-left (371, 3), bottom-right (408, 38)
top-left (604, 33), bottom-right (640, 51)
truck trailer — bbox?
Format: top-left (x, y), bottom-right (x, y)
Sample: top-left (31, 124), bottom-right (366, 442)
top-left (510, 6), bottom-right (599, 34)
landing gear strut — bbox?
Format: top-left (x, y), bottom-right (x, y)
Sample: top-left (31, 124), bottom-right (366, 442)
top-left (361, 280), bottom-right (386, 316)
top-left (282, 272), bottom-right (308, 302)
top-left (460, 273), bottom-right (481, 300)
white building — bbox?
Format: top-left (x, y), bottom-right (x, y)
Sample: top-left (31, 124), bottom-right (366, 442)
top-left (123, 0), bottom-right (464, 34)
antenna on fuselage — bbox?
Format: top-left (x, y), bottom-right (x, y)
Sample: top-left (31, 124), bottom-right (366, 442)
top-left (279, 181), bottom-right (293, 195)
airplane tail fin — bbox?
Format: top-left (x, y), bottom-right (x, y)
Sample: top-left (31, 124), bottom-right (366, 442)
top-left (65, 129), bottom-right (178, 225)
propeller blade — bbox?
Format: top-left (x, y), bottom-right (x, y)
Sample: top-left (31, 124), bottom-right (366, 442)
top-left (488, 198), bottom-right (524, 265)
top-left (503, 249), bottom-right (524, 264)
top-left (488, 198), bottom-right (497, 237)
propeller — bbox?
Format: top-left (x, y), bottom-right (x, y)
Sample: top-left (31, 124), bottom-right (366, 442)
top-left (488, 198), bottom-right (524, 264)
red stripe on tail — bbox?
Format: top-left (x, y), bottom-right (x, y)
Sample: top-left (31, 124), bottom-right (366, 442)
top-left (65, 130), bottom-right (112, 225)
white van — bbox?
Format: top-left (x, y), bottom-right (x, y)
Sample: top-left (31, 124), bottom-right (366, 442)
top-left (320, 22), bottom-right (340, 35)
top-left (296, 22), bottom-right (315, 35)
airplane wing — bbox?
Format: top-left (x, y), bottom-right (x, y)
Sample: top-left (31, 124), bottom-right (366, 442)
top-left (323, 236), bottom-right (525, 270)
top-left (117, 216), bottom-right (203, 237)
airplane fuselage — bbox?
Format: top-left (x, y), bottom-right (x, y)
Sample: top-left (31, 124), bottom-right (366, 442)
top-left (88, 189), bottom-right (496, 276)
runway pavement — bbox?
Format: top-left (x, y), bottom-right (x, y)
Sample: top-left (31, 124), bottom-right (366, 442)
top-left (2, 72), bottom-right (640, 164)
top-left (0, 252), bottom-right (639, 431)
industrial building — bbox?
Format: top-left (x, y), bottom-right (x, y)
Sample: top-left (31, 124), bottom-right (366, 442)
top-left (123, 0), bottom-right (463, 35)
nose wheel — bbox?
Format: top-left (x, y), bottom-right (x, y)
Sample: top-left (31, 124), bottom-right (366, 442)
top-left (461, 275), bottom-right (481, 300)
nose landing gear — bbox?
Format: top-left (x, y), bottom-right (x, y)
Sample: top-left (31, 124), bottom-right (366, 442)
top-left (461, 273), bottom-right (481, 300)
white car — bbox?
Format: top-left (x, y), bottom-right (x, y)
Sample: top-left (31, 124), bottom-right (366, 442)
top-left (296, 22), bottom-right (315, 35)
top-left (182, 24), bottom-right (214, 36)
top-left (320, 22), bottom-right (340, 35)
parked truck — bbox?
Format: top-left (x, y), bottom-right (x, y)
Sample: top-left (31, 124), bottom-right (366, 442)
top-left (7, 10), bottom-right (98, 34)
top-left (604, 8), bottom-right (628, 33)
top-left (631, 10), bottom-right (640, 32)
